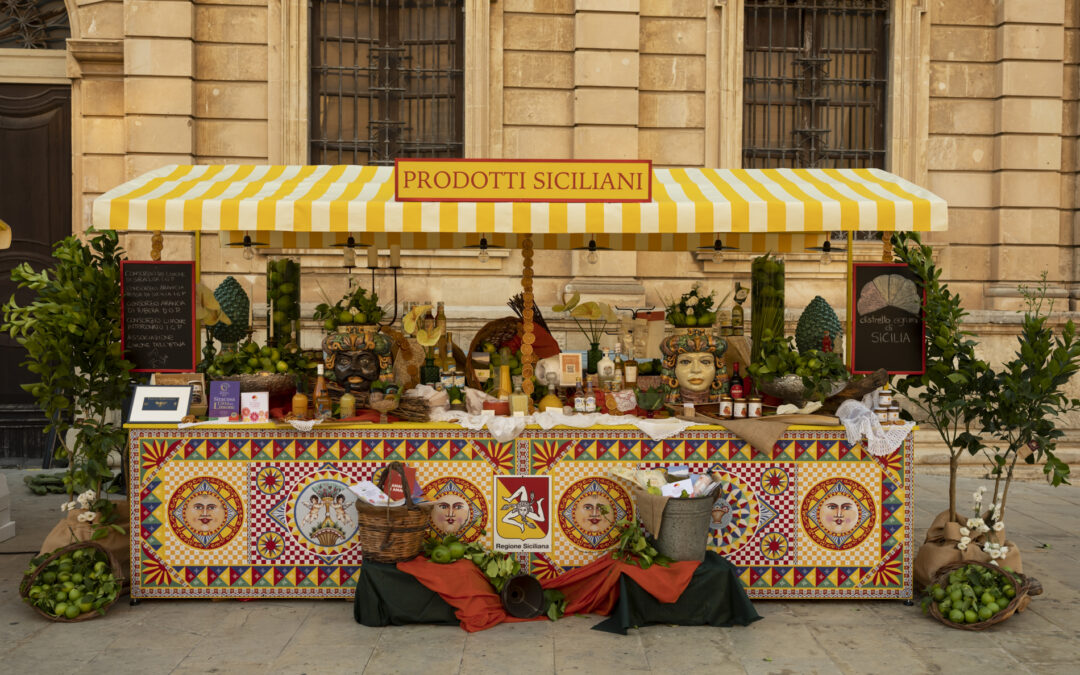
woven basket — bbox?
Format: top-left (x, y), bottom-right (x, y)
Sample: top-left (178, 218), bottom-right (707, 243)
top-left (19, 541), bottom-right (124, 622)
top-left (927, 560), bottom-right (1039, 631)
top-left (355, 462), bottom-right (433, 563)
top-left (465, 317), bottom-right (522, 389)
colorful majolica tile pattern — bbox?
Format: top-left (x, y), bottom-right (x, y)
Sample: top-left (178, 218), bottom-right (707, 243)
top-left (129, 428), bottom-right (509, 599)
top-left (130, 425), bottom-right (911, 600)
top-left (526, 428), bottom-right (911, 600)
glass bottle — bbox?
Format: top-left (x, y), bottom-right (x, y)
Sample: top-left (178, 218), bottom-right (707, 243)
top-left (539, 372), bottom-right (564, 412)
top-left (573, 379), bottom-right (586, 413)
top-left (291, 377), bottom-right (309, 420)
top-left (339, 388), bottom-right (356, 419)
top-left (509, 379), bottom-right (529, 417)
top-left (584, 381), bottom-right (597, 413)
top-left (313, 364), bottom-right (332, 420)
top-left (729, 362), bottom-right (745, 399)
top-left (597, 350), bottom-right (615, 390)
top-left (614, 351), bottom-right (625, 382)
top-left (435, 301), bottom-right (447, 366)
top-left (624, 346), bottom-right (638, 388)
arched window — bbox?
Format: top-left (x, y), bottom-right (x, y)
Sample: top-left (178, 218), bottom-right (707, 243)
top-left (0, 0), bottom-right (69, 49)
top-left (743, 0), bottom-right (889, 169)
top-left (309, 0), bottom-right (465, 165)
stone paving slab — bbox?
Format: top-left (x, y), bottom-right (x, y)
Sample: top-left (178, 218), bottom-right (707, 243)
top-left (0, 470), bottom-right (1075, 674)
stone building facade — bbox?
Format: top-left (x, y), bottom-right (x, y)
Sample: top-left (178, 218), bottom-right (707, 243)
top-left (1, 0), bottom-right (1078, 464)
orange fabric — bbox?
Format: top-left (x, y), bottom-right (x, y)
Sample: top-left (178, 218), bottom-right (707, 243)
top-left (397, 554), bottom-right (699, 633)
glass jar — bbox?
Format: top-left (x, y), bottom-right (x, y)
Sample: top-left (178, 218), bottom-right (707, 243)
top-left (266, 256), bottom-right (302, 348)
top-left (748, 396), bottom-right (762, 418)
top-left (718, 395), bottom-right (734, 418)
top-left (732, 397), bottom-right (747, 418)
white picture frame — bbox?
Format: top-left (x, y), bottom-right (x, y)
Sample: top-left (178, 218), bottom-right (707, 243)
top-left (127, 385), bottom-right (194, 424)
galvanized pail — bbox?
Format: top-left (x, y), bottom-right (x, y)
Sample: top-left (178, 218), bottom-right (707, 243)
top-left (655, 495), bottom-right (715, 561)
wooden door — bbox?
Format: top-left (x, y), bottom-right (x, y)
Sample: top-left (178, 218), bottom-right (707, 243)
top-left (0, 83), bottom-right (71, 465)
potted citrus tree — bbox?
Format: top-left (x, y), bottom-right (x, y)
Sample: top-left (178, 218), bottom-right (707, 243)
top-left (2, 230), bottom-right (132, 555)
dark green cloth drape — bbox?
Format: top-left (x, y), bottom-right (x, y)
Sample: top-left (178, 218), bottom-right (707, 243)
top-left (592, 552), bottom-right (762, 634)
top-left (353, 560), bottom-right (458, 627)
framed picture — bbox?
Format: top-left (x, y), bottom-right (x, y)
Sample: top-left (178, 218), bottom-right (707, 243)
top-left (558, 352), bottom-right (583, 387)
top-left (127, 385), bottom-right (194, 424)
top-left (151, 372), bottom-right (207, 416)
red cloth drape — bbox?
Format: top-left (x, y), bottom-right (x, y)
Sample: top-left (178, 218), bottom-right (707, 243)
top-left (396, 554), bottom-right (699, 633)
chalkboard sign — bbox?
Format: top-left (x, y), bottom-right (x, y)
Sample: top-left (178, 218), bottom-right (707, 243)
top-left (851, 263), bottom-right (925, 375)
top-left (120, 261), bottom-right (197, 372)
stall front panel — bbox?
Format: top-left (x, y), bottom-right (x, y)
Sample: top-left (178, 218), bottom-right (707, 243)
top-left (128, 424), bottom-right (912, 601)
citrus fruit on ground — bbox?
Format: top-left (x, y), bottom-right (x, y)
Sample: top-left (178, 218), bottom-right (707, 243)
top-left (986, 601), bottom-right (1000, 613)
top-left (964, 609), bottom-right (978, 623)
top-left (448, 541), bottom-right (466, 560)
top-left (431, 545), bottom-right (452, 564)
top-left (54, 602), bottom-right (68, 617)
top-left (978, 606), bottom-right (993, 620)
top-left (948, 609), bottom-right (964, 623)
top-left (65, 605), bottom-right (81, 619)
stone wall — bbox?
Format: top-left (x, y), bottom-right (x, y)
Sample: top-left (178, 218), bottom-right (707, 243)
top-left (18, 1), bottom-right (1074, 470)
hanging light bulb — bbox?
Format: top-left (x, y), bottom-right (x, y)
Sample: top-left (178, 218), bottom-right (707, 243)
top-left (477, 237), bottom-right (490, 264)
top-left (241, 235), bottom-right (256, 260)
top-left (712, 238), bottom-right (725, 263)
top-left (343, 236), bottom-right (356, 268)
top-left (820, 239), bottom-right (832, 265)
top-left (586, 239), bottom-right (599, 265)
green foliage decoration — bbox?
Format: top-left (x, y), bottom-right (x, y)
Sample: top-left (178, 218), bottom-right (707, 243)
top-left (1, 230), bottom-right (133, 519)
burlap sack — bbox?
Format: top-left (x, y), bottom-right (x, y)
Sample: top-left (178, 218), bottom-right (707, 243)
top-left (914, 510), bottom-right (1022, 590)
top-left (39, 500), bottom-right (130, 583)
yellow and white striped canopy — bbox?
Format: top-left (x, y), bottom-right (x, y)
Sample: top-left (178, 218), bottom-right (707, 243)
top-left (92, 164), bottom-right (947, 252)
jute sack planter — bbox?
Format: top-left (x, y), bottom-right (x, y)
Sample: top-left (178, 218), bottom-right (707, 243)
top-left (914, 510), bottom-right (1021, 591)
top-left (39, 500), bottom-right (130, 585)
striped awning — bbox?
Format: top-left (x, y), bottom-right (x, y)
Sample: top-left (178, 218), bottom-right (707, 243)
top-left (92, 164), bottom-right (947, 252)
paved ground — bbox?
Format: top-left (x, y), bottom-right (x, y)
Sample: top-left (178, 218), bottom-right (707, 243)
top-left (0, 468), bottom-right (1077, 674)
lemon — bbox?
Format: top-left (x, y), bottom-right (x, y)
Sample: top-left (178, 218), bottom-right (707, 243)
top-left (964, 609), bottom-right (978, 624)
top-left (431, 545), bottom-right (452, 564)
top-left (448, 542), bottom-right (466, 560)
top-left (324, 319), bottom-right (337, 331)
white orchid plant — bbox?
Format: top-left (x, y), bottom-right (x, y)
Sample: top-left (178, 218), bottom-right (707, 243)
top-left (955, 486), bottom-right (1009, 565)
top-left (60, 488), bottom-right (124, 539)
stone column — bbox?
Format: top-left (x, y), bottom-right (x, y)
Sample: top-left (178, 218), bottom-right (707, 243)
top-left (986, 0), bottom-right (1067, 309)
top-left (122, 0), bottom-right (194, 179)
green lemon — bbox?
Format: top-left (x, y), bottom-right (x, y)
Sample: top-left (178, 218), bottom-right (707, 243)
top-left (94, 561), bottom-right (108, 574)
top-left (964, 609), bottom-right (978, 624)
top-left (430, 545), bottom-right (452, 564)
top-left (353, 312), bottom-right (368, 325)
top-left (54, 590), bottom-right (68, 602)
top-left (948, 609), bottom-right (964, 623)
top-left (986, 601), bottom-right (1000, 614)
top-left (67, 588), bottom-right (83, 601)
top-left (980, 591), bottom-right (995, 605)
top-left (978, 606), bottom-right (993, 620)
top-left (42, 571), bottom-right (56, 584)
top-left (54, 602), bottom-right (68, 617)
top-left (78, 601), bottom-right (94, 613)
top-left (932, 586), bottom-right (945, 601)
top-left (276, 361), bottom-right (289, 373)
top-left (71, 573), bottom-right (83, 584)
top-left (448, 541), bottom-right (466, 560)
top-left (949, 588), bottom-right (963, 602)
top-left (323, 319), bottom-right (337, 331)
top-left (937, 599), bottom-right (951, 614)
top-left (338, 311), bottom-right (354, 325)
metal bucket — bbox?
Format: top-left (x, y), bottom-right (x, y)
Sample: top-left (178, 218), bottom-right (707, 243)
top-left (655, 495), bottom-right (715, 562)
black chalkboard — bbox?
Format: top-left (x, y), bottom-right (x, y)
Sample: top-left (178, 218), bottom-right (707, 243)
top-left (851, 263), bottom-right (925, 375)
top-left (121, 261), bottom-right (197, 372)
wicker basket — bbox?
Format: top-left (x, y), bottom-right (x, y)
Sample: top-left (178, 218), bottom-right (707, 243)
top-left (355, 462), bottom-right (433, 563)
top-left (19, 541), bottom-right (124, 622)
top-left (927, 560), bottom-right (1040, 631)
top-left (465, 317), bottom-right (522, 389)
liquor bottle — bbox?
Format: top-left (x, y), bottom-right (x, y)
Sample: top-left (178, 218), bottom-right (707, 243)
top-left (624, 346), bottom-right (638, 388)
top-left (732, 281), bottom-right (748, 336)
top-left (539, 372), bottom-right (564, 412)
top-left (338, 389), bottom-right (356, 419)
top-left (729, 362), bottom-right (745, 399)
top-left (597, 350), bottom-right (615, 390)
top-left (509, 379), bottom-right (529, 417)
top-left (435, 301), bottom-right (447, 366)
top-left (291, 377), bottom-right (309, 420)
top-left (573, 379), bottom-right (586, 413)
top-left (584, 381), bottom-right (597, 413)
top-left (614, 351), bottom-right (625, 384)
top-left (313, 364), bottom-right (333, 420)
top-left (440, 331), bottom-right (456, 386)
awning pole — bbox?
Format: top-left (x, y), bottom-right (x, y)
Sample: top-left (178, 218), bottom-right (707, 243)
top-left (846, 231), bottom-right (854, 368)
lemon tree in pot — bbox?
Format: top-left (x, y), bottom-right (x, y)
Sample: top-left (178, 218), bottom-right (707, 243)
top-left (979, 276), bottom-right (1080, 515)
top-left (890, 233), bottom-right (993, 587)
top-left (1, 231), bottom-right (132, 552)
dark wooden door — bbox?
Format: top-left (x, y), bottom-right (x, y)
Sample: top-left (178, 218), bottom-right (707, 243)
top-left (0, 83), bottom-right (71, 466)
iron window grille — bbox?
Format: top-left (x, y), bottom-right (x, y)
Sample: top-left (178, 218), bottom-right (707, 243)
top-left (0, 0), bottom-right (69, 49)
top-left (743, 0), bottom-right (889, 171)
top-left (310, 0), bottom-right (465, 165)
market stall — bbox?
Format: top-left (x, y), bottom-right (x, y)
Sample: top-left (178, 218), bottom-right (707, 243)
top-left (94, 162), bottom-right (946, 604)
